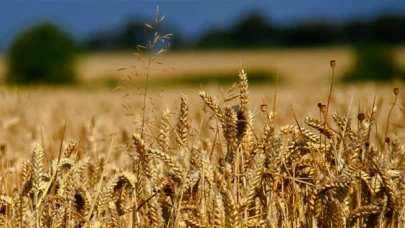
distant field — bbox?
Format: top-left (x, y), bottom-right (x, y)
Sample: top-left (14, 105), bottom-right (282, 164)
top-left (1, 47), bottom-right (405, 87)
top-left (78, 48), bottom-right (354, 87)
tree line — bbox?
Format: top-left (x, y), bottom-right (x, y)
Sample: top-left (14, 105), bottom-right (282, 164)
top-left (85, 14), bottom-right (405, 51)
top-left (1, 13), bottom-right (405, 53)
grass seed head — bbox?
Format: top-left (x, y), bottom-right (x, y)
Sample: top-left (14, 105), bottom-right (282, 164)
top-left (330, 60), bottom-right (336, 68)
top-left (357, 113), bottom-right (365, 122)
top-left (394, 88), bottom-right (399, 96)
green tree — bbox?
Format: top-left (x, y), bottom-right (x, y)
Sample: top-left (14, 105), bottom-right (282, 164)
top-left (283, 22), bottom-right (341, 46)
top-left (7, 22), bottom-right (77, 84)
top-left (196, 13), bottom-right (275, 49)
top-left (230, 14), bottom-right (274, 47)
top-left (342, 45), bottom-right (404, 82)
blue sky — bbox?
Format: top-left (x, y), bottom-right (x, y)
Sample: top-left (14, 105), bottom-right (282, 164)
top-left (1, 0), bottom-right (405, 47)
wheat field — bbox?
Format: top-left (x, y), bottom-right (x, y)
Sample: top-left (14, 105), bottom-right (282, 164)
top-left (79, 47), bottom-right (405, 83)
top-left (1, 57), bottom-right (405, 227)
top-left (1, 47), bottom-right (404, 84)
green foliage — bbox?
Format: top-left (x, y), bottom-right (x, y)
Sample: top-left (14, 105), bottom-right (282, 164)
top-left (345, 16), bottom-right (405, 44)
top-left (103, 69), bottom-right (277, 89)
top-left (341, 45), bottom-right (404, 83)
top-left (6, 22), bottom-right (77, 84)
top-left (195, 14), bottom-right (405, 49)
top-left (165, 69), bottom-right (276, 86)
top-left (282, 22), bottom-right (341, 46)
top-left (197, 14), bottom-right (276, 49)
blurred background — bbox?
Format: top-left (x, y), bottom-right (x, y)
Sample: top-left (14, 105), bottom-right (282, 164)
top-left (0, 1), bottom-right (405, 87)
top-left (1, 0), bottom-right (405, 159)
